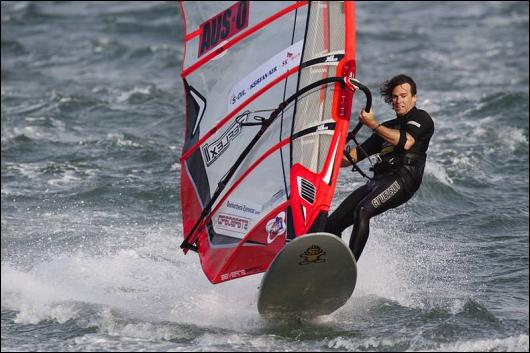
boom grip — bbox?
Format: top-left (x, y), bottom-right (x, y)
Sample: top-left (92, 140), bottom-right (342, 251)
top-left (350, 78), bottom-right (372, 113)
top-left (347, 78), bottom-right (372, 139)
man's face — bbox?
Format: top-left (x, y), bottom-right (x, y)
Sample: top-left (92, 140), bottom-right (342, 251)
top-left (392, 83), bottom-right (416, 116)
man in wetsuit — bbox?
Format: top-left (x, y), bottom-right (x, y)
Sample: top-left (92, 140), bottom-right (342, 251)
top-left (326, 74), bottom-right (434, 261)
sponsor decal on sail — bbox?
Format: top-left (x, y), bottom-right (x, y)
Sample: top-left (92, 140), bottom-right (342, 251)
top-left (228, 41), bottom-right (303, 110)
top-left (266, 211), bottom-right (286, 244)
top-left (202, 121), bottom-right (242, 166)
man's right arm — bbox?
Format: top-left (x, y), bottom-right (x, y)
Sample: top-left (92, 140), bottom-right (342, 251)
top-left (341, 132), bottom-right (383, 168)
top-left (341, 148), bottom-right (358, 167)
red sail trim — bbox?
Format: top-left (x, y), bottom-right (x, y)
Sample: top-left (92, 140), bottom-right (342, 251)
top-left (185, 28), bottom-right (201, 41)
top-left (346, 2), bottom-right (357, 58)
top-left (181, 1), bottom-right (307, 78)
top-left (179, 1), bottom-right (188, 77)
top-left (181, 66), bottom-right (300, 162)
top-left (180, 160), bottom-right (204, 243)
top-left (185, 137), bottom-right (290, 246)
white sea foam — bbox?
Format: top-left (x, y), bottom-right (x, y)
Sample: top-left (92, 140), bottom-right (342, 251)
top-left (328, 336), bottom-right (408, 351)
top-left (1, 225), bottom-right (266, 336)
top-left (1, 266), bottom-right (84, 325)
top-left (500, 127), bottom-right (528, 152)
top-left (6, 121), bottom-right (81, 144)
top-left (424, 161), bottom-right (454, 185)
top-left (3, 161), bottom-right (41, 179)
top-left (432, 334), bottom-right (529, 352)
top-left (71, 334), bottom-right (178, 352)
top-left (107, 133), bottom-right (144, 148)
top-left (326, 334), bottom-right (529, 352)
top-left (46, 169), bottom-right (82, 186)
top-left (338, 203), bottom-right (471, 313)
top-left (2, 161), bottom-right (98, 191)
top-left (116, 86), bottom-right (155, 103)
top-left (93, 37), bottom-right (114, 53)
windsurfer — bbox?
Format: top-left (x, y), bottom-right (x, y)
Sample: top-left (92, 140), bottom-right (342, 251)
top-left (325, 74), bottom-right (434, 261)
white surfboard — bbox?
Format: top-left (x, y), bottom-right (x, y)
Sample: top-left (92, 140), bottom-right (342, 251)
top-left (257, 232), bottom-right (357, 318)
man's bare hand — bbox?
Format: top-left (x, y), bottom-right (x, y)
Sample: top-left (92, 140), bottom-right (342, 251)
top-left (359, 108), bottom-right (378, 130)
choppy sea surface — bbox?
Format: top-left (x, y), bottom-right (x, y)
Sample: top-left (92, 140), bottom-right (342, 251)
top-left (1, 1), bottom-right (528, 351)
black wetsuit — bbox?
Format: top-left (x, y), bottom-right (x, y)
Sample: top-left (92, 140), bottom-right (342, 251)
top-left (326, 107), bottom-right (434, 261)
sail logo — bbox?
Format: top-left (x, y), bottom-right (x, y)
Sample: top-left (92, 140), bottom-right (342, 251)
top-left (281, 51), bottom-right (296, 66)
top-left (198, 1), bottom-right (249, 58)
top-left (228, 40), bottom-right (303, 110)
top-left (316, 123), bottom-right (329, 131)
top-left (249, 66), bottom-right (278, 89)
top-left (217, 213), bottom-right (249, 234)
top-left (266, 211), bottom-right (286, 244)
top-left (325, 55), bottom-right (340, 63)
top-left (226, 200), bottom-right (261, 215)
top-left (220, 269), bottom-right (246, 282)
top-left (202, 122), bottom-right (242, 166)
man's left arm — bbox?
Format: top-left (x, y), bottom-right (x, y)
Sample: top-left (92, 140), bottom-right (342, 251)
top-left (372, 124), bottom-right (415, 150)
top-left (358, 109), bottom-right (415, 150)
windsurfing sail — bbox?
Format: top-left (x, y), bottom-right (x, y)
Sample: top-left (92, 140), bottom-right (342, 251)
top-left (179, 1), bottom-right (357, 283)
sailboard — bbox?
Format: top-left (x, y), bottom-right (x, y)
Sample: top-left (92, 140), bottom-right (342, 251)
top-left (257, 232), bottom-right (357, 318)
top-left (179, 1), bottom-right (359, 285)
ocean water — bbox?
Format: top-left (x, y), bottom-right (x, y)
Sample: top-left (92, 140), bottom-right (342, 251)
top-left (1, 1), bottom-right (528, 351)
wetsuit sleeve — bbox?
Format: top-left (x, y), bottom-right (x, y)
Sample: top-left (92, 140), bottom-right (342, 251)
top-left (355, 134), bottom-right (384, 162)
top-left (405, 110), bottom-right (434, 141)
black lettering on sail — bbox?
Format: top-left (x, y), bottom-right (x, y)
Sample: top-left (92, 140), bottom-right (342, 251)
top-left (210, 16), bottom-right (221, 48)
top-left (221, 9), bottom-right (232, 39)
top-left (199, 22), bottom-right (211, 57)
top-left (236, 1), bottom-right (249, 29)
top-left (197, 2), bottom-right (250, 58)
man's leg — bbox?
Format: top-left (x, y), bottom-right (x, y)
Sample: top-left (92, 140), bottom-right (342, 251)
top-left (349, 175), bottom-right (414, 261)
top-left (325, 183), bottom-right (373, 237)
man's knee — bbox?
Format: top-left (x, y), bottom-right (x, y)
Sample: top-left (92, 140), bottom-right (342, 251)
top-left (325, 217), bottom-right (340, 237)
top-left (354, 204), bottom-right (375, 221)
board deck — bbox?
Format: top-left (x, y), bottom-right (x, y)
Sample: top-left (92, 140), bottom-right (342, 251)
top-left (257, 232), bottom-right (357, 318)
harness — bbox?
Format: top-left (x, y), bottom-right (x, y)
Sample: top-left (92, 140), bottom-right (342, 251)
top-left (371, 152), bottom-right (424, 172)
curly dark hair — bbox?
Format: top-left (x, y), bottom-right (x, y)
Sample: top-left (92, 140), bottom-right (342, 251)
top-left (380, 74), bottom-right (417, 104)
